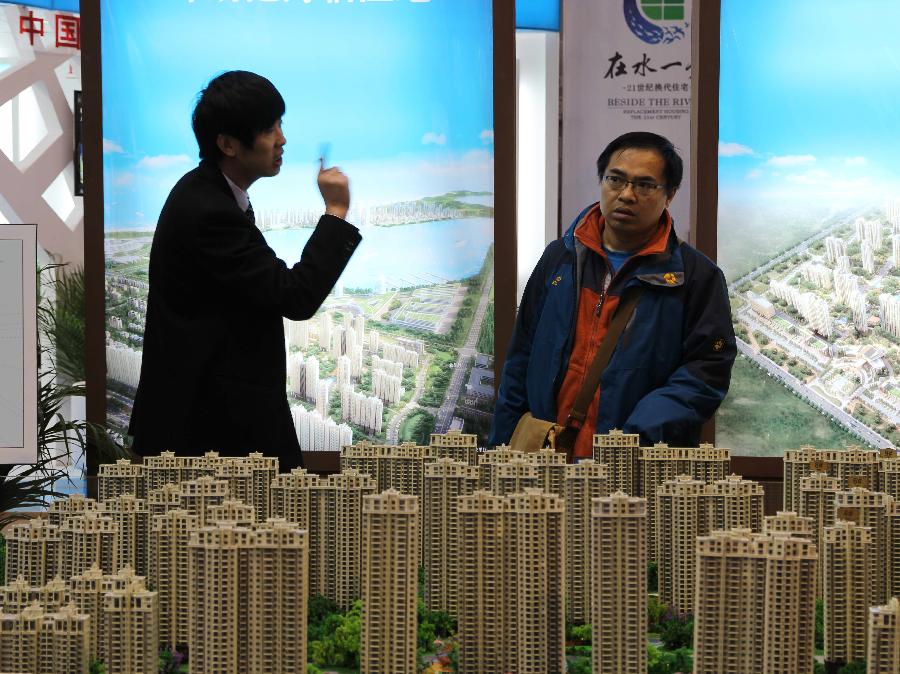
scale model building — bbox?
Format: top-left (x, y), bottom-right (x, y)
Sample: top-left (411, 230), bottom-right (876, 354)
top-left (5, 431), bottom-right (900, 673)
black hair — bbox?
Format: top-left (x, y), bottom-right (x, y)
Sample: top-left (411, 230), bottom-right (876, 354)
top-left (596, 131), bottom-right (683, 192)
top-left (191, 70), bottom-right (285, 161)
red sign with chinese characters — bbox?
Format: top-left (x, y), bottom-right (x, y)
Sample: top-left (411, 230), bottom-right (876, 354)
top-left (19, 10), bottom-right (44, 46)
top-left (55, 14), bottom-right (80, 50)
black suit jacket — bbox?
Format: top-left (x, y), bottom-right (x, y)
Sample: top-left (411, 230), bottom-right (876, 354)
top-left (128, 159), bottom-right (361, 469)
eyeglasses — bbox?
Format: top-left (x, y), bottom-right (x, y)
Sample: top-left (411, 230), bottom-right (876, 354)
top-left (602, 174), bottom-right (666, 198)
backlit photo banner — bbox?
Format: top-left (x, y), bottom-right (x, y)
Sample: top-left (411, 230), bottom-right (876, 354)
top-left (717, 0), bottom-right (900, 455)
top-left (100, 0), bottom-right (495, 449)
top-left (562, 0), bottom-right (691, 239)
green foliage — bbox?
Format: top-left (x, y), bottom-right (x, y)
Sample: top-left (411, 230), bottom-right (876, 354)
top-left (814, 663), bottom-right (826, 674)
top-left (815, 598), bottom-right (824, 650)
top-left (566, 655), bottom-right (592, 674)
top-left (306, 666), bottom-right (323, 674)
top-left (399, 410), bottom-right (436, 446)
top-left (48, 265), bottom-right (86, 383)
top-left (308, 599), bottom-right (362, 669)
top-left (417, 596), bottom-right (457, 656)
top-left (569, 623), bottom-right (592, 643)
top-left (647, 594), bottom-right (668, 633)
top-left (89, 661), bottom-right (106, 674)
top-left (476, 299), bottom-right (494, 355)
top-left (660, 613), bottom-right (693, 650)
top-left (837, 660), bottom-right (867, 673)
top-left (647, 644), bottom-right (693, 674)
top-left (648, 561), bottom-right (659, 593)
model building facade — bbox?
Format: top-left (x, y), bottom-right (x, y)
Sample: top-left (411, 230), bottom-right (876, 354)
top-left (361, 489), bottom-right (420, 674)
top-left (458, 488), bottom-right (565, 674)
top-left (423, 458), bottom-right (479, 613)
top-left (565, 459), bottom-right (609, 624)
top-left (0, 602), bottom-right (90, 674)
top-left (430, 430), bottom-right (479, 465)
top-left (823, 519), bottom-right (873, 666)
top-left (591, 492), bottom-right (647, 674)
top-left (188, 520), bottom-right (308, 674)
top-left (868, 597), bottom-right (900, 674)
top-left (693, 529), bottom-right (817, 674)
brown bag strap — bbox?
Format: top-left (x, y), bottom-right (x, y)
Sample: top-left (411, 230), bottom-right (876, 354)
top-left (566, 286), bottom-right (645, 429)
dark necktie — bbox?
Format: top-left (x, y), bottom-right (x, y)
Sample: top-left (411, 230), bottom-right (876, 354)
top-left (245, 201), bottom-right (255, 225)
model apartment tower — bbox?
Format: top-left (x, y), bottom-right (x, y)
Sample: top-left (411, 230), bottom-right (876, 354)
top-left (476, 445), bottom-right (524, 489)
top-left (361, 489), bottom-right (420, 674)
top-left (784, 445), bottom-right (881, 511)
top-left (0, 575), bottom-right (68, 614)
top-left (5, 518), bottom-right (61, 585)
top-left (703, 473), bottom-right (765, 532)
top-left (214, 461), bottom-right (253, 512)
top-left (308, 469), bottom-right (377, 609)
top-left (656, 475), bottom-right (705, 614)
top-left (693, 529), bottom-right (817, 674)
top-left (100, 493), bottom-right (150, 577)
top-left (98, 458), bottom-right (146, 500)
top-left (491, 456), bottom-right (540, 496)
top-left (188, 520), bottom-right (309, 674)
top-left (142, 450), bottom-right (187, 493)
top-left (764, 509), bottom-right (814, 537)
top-left (640, 443), bottom-right (730, 560)
top-left (879, 448), bottom-right (900, 500)
top-left (101, 574), bottom-right (158, 674)
top-left (382, 442), bottom-right (432, 498)
top-left (48, 493), bottom-right (99, 527)
top-left (150, 509), bottom-right (198, 651)
top-left (341, 441), bottom-right (384, 487)
top-left (60, 512), bottom-right (118, 578)
top-left (524, 448), bottom-right (567, 497)
top-left (889, 501), bottom-right (900, 600)
top-left (834, 486), bottom-right (894, 603)
top-left (458, 488), bottom-right (565, 674)
top-left (590, 492), bottom-right (647, 674)
top-left (270, 467), bottom-right (318, 527)
top-left (430, 429), bottom-right (479, 465)
top-left (207, 497), bottom-right (256, 526)
top-left (565, 459), bottom-right (609, 624)
top-left (824, 519), bottom-right (873, 667)
top-left (148, 482), bottom-right (181, 518)
top-left (800, 471), bottom-right (841, 597)
top-left (179, 475), bottom-right (228, 527)
top-left (868, 597), bottom-right (900, 674)
top-left (423, 458), bottom-right (479, 613)
top-left (592, 429), bottom-right (641, 496)
top-left (0, 601), bottom-right (90, 674)
top-left (245, 451), bottom-right (278, 522)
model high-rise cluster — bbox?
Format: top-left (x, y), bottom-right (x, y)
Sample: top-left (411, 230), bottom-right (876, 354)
top-left (430, 429), bottom-right (479, 465)
top-left (784, 444), bottom-right (882, 511)
top-left (590, 492), bottom-right (647, 674)
top-left (656, 474), bottom-right (765, 613)
top-left (799, 471), bottom-right (841, 596)
top-left (693, 529), bottom-right (817, 674)
top-left (869, 597), bottom-right (900, 673)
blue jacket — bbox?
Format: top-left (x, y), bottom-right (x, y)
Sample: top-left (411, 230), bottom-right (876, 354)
top-left (490, 206), bottom-right (736, 447)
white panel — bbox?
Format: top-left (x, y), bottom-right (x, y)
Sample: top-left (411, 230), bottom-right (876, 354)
top-left (516, 30), bottom-right (560, 306)
top-left (42, 162), bottom-right (76, 224)
top-left (17, 84), bottom-right (49, 160)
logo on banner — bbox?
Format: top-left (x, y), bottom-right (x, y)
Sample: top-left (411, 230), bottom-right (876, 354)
top-left (624, 0), bottom-right (688, 45)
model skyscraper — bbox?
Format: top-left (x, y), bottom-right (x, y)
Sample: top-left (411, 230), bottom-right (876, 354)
top-left (800, 471), bottom-right (841, 596)
top-left (823, 519), bottom-right (873, 666)
top-left (361, 489), bottom-right (420, 674)
top-left (592, 429), bottom-right (640, 496)
top-left (457, 488), bottom-right (565, 674)
top-left (188, 520), bottom-right (308, 674)
top-left (591, 492), bottom-right (647, 674)
top-left (422, 457), bottom-right (479, 613)
top-left (693, 529), bottom-right (817, 674)
top-left (565, 459), bottom-right (609, 624)
top-left (868, 597), bottom-right (900, 673)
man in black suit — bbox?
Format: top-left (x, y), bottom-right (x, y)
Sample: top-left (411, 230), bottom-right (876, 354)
top-left (128, 70), bottom-right (361, 470)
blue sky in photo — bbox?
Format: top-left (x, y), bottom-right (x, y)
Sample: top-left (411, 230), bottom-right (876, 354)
top-left (100, 0), bottom-right (494, 228)
top-left (719, 0), bottom-right (900, 204)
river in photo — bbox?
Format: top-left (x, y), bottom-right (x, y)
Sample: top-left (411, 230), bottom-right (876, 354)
top-left (263, 217), bottom-right (493, 288)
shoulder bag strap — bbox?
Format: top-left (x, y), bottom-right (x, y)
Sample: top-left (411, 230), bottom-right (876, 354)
top-left (567, 285), bottom-right (646, 429)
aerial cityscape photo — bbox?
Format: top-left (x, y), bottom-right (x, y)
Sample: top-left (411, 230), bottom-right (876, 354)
top-left (716, 1), bottom-right (900, 455)
top-left (99, 0), bottom-right (496, 448)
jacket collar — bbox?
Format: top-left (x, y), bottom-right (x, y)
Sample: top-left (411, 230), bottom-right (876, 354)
top-left (198, 158), bottom-right (238, 203)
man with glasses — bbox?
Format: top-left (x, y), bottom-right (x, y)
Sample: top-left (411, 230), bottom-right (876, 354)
top-left (490, 131), bottom-right (735, 459)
